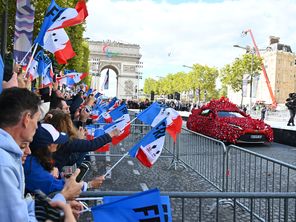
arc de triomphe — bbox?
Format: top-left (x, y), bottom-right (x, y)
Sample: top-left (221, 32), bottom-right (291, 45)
top-left (88, 40), bottom-right (143, 99)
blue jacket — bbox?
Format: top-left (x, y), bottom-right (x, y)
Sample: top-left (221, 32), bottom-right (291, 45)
top-left (53, 133), bottom-right (111, 170)
top-left (24, 155), bottom-right (65, 195)
top-left (0, 128), bottom-right (36, 222)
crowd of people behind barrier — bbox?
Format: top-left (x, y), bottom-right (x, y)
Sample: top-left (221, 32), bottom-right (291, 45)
top-left (127, 98), bottom-right (194, 112)
top-left (0, 72), bottom-right (121, 221)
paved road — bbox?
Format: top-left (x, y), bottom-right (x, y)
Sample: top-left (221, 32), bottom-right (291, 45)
top-left (240, 142), bottom-right (296, 166)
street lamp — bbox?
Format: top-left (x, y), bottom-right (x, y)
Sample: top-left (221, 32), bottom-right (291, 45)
top-left (183, 64), bottom-right (194, 69)
top-left (233, 44), bottom-right (255, 114)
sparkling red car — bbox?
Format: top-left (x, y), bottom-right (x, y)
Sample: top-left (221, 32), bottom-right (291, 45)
top-left (186, 97), bottom-right (274, 144)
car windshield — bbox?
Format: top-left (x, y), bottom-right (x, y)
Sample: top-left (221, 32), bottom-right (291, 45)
top-left (217, 111), bottom-right (245, 118)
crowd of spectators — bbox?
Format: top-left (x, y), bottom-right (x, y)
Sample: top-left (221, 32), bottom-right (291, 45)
top-left (127, 98), bottom-right (193, 112)
top-left (0, 69), bottom-right (120, 221)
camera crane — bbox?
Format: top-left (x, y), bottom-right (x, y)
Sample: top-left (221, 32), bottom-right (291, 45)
top-left (242, 29), bottom-right (277, 108)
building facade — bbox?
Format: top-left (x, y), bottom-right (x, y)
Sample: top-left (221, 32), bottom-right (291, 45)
top-left (257, 36), bottom-right (296, 104)
top-left (229, 36), bottom-right (296, 107)
top-left (88, 40), bottom-right (142, 99)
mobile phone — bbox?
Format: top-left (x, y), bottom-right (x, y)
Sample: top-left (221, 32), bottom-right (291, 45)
top-left (76, 161), bottom-right (91, 182)
top-left (34, 189), bottom-right (65, 222)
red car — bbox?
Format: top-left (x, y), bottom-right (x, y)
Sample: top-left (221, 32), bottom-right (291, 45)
top-left (186, 97), bottom-right (274, 143)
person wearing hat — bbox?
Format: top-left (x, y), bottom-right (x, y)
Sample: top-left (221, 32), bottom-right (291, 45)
top-left (24, 123), bottom-right (106, 196)
top-left (24, 123), bottom-right (76, 195)
top-left (44, 109), bottom-right (120, 171)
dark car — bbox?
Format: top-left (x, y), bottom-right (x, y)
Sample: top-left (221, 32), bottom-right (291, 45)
top-left (186, 98), bottom-right (274, 144)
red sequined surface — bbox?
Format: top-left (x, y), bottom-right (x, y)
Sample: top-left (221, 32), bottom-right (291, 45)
top-left (186, 97), bottom-right (274, 143)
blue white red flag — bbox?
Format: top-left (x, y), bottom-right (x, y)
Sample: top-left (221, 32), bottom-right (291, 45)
top-left (48, 0), bottom-right (88, 31)
top-left (92, 189), bottom-right (167, 222)
top-left (106, 97), bottom-right (120, 111)
top-left (26, 50), bottom-right (53, 84)
top-left (103, 115), bottom-right (130, 145)
top-left (34, 0), bottom-right (87, 46)
top-left (137, 102), bottom-right (182, 142)
top-left (43, 28), bottom-right (76, 64)
top-left (93, 128), bottom-right (110, 152)
top-left (58, 69), bottom-right (88, 86)
top-left (129, 118), bottom-right (166, 168)
top-left (26, 50), bottom-right (42, 80)
top-left (109, 103), bottom-right (128, 122)
top-left (102, 69), bottom-right (109, 90)
top-left (13, 0), bottom-right (35, 65)
top-left (41, 64), bottom-right (54, 86)
top-left (99, 111), bottom-right (112, 123)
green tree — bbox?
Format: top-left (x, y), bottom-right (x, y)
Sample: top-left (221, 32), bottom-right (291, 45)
top-left (188, 64), bottom-right (218, 103)
top-left (220, 54), bottom-right (262, 105)
top-left (143, 77), bottom-right (158, 95)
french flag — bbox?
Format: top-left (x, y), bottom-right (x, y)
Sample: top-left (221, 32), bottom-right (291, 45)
top-left (109, 103), bottom-right (129, 122)
top-left (137, 102), bottom-right (182, 142)
top-left (106, 97), bottom-right (120, 111)
top-left (60, 69), bottom-right (88, 85)
top-left (103, 115), bottom-right (130, 145)
top-left (49, 0), bottom-right (88, 31)
top-left (43, 28), bottom-right (76, 64)
top-left (41, 63), bottom-right (54, 86)
top-left (73, 72), bottom-right (88, 83)
top-left (129, 118), bottom-right (167, 168)
top-left (35, 0), bottom-right (88, 46)
top-left (26, 55), bottom-right (39, 81)
top-left (94, 128), bottom-right (110, 152)
top-left (101, 112), bottom-right (112, 123)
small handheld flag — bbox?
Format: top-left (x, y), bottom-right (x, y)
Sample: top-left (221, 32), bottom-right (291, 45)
top-left (129, 118), bottom-right (167, 168)
top-left (91, 189), bottom-right (168, 222)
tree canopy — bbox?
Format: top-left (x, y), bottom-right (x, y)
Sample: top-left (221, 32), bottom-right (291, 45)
top-left (0, 0), bottom-right (91, 85)
top-left (143, 64), bottom-right (219, 102)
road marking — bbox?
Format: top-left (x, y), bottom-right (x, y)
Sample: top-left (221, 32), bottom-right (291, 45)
top-left (127, 160), bottom-right (134, 166)
top-left (133, 169), bottom-right (140, 175)
top-left (140, 183), bottom-right (149, 191)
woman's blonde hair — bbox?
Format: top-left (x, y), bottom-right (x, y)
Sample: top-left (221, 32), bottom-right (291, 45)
top-left (44, 109), bottom-right (78, 140)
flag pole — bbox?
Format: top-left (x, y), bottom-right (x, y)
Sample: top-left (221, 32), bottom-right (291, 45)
top-left (19, 43), bottom-right (35, 65)
top-left (24, 43), bottom-right (38, 75)
top-left (103, 152), bottom-right (129, 177)
top-left (129, 116), bottom-right (137, 124)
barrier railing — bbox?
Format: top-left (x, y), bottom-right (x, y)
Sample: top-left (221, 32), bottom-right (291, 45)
top-left (78, 191), bottom-right (296, 222)
top-left (226, 145), bottom-right (296, 193)
top-left (83, 110), bottom-right (296, 220)
top-left (165, 127), bottom-right (227, 192)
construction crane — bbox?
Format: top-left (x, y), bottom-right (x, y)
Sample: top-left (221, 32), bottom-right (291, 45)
top-left (242, 29), bottom-right (277, 108)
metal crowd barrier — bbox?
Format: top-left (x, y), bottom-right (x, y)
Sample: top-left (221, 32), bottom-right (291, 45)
top-left (226, 145), bottom-right (296, 193)
top-left (79, 191), bottom-right (296, 222)
top-left (83, 110), bottom-right (296, 221)
top-left (165, 127), bottom-right (227, 192)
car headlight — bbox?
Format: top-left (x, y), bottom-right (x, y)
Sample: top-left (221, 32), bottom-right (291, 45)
top-left (229, 123), bottom-right (243, 130)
